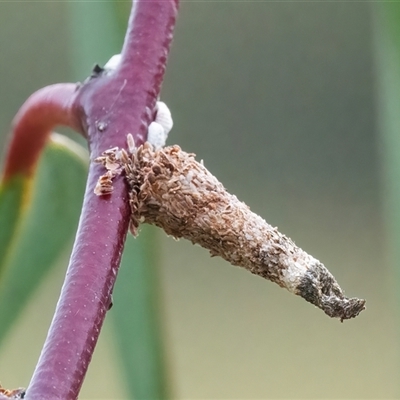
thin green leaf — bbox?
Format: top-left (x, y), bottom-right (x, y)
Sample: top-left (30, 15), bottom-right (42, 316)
top-left (374, 5), bottom-right (400, 275)
top-left (68, 1), bottom-right (121, 79)
top-left (112, 228), bottom-right (171, 400)
top-left (0, 135), bottom-right (87, 344)
top-left (0, 176), bottom-right (25, 273)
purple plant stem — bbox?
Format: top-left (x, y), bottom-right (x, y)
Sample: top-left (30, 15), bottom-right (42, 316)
top-left (25, 0), bottom-right (179, 399)
top-left (2, 83), bottom-right (80, 181)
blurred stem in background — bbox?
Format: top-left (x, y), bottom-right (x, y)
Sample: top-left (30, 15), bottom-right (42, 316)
top-left (374, 4), bottom-right (400, 310)
top-left (67, 2), bottom-right (170, 398)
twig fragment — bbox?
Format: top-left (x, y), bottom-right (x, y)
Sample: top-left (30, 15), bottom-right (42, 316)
top-left (95, 143), bottom-right (366, 321)
top-left (93, 147), bottom-right (124, 196)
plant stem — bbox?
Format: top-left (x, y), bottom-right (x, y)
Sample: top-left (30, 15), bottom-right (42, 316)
top-left (2, 84), bottom-right (80, 182)
top-left (25, 0), bottom-right (178, 398)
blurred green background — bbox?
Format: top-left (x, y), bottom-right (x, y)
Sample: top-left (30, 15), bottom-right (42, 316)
top-left (0, 1), bottom-right (399, 399)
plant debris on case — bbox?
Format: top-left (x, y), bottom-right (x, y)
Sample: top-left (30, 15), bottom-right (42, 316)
top-left (95, 139), bottom-right (366, 321)
top-left (0, 384), bottom-right (25, 400)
